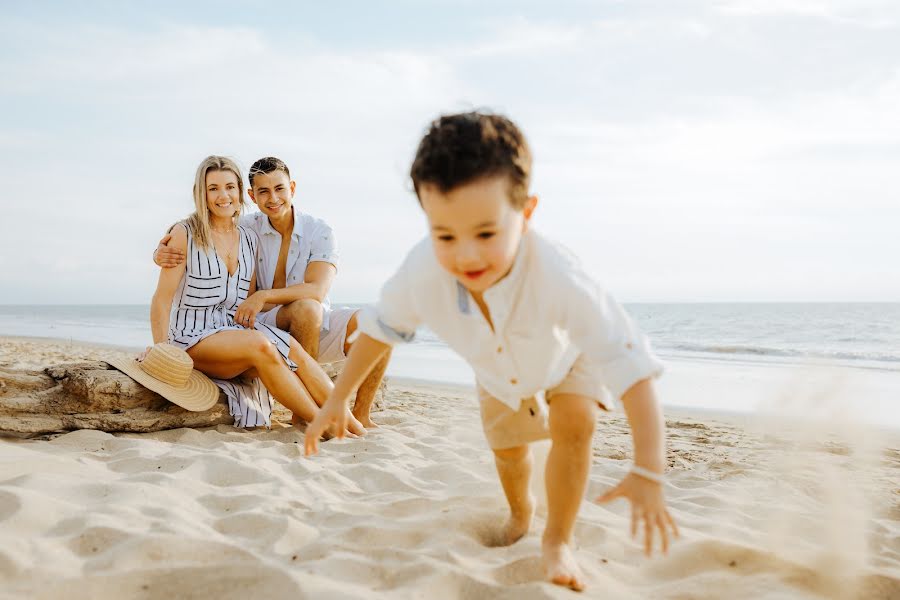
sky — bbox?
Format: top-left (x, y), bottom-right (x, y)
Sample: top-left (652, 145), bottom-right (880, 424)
top-left (1, 0), bottom-right (898, 304)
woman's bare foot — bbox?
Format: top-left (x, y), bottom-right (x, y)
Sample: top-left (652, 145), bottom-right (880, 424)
top-left (346, 411), bottom-right (367, 436)
top-left (292, 412), bottom-right (365, 438)
top-left (542, 539), bottom-right (585, 591)
top-left (351, 408), bottom-right (378, 429)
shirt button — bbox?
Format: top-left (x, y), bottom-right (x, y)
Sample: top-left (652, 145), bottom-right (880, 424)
top-left (626, 342), bottom-right (633, 349)
top-left (510, 378), bottom-right (518, 385)
top-left (497, 346), bottom-right (503, 353)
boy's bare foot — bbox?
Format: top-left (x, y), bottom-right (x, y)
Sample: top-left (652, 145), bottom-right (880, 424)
top-left (542, 539), bottom-right (585, 592)
top-left (490, 493), bottom-right (534, 546)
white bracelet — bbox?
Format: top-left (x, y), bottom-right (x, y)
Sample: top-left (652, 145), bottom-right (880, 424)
top-left (630, 465), bottom-right (664, 484)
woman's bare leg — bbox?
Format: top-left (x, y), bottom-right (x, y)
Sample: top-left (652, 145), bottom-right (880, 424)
top-left (187, 330), bottom-right (320, 423)
top-left (286, 336), bottom-right (333, 405)
top-left (281, 336), bottom-right (364, 434)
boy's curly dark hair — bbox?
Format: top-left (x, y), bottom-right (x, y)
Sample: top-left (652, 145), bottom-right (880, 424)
top-left (410, 111), bottom-right (532, 208)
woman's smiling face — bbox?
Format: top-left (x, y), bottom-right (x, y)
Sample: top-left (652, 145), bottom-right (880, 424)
top-left (205, 169), bottom-right (241, 220)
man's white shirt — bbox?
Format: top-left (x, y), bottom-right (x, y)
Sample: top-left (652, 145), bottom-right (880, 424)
top-left (239, 208), bottom-right (339, 330)
top-left (356, 228), bottom-right (663, 411)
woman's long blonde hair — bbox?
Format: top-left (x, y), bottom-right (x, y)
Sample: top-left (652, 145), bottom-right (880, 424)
top-left (185, 155), bottom-right (247, 251)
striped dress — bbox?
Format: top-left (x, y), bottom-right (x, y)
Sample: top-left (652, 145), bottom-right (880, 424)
top-left (168, 222), bottom-right (297, 428)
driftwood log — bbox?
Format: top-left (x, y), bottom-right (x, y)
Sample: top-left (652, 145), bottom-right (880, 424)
top-left (0, 361), bottom-right (384, 437)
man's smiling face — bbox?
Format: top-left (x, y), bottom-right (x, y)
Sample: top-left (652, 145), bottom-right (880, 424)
top-left (249, 170), bottom-right (295, 220)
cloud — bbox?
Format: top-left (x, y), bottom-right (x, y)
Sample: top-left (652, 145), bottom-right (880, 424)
top-left (1, 4), bottom-right (898, 303)
top-left (713, 0), bottom-right (899, 28)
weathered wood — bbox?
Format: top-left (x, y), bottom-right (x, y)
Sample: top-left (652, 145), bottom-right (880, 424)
top-left (0, 362), bottom-right (232, 436)
top-left (0, 361), bottom-right (385, 437)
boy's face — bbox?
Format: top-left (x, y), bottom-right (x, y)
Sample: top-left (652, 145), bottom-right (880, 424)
top-left (248, 170), bottom-right (295, 221)
top-left (419, 176), bottom-right (537, 295)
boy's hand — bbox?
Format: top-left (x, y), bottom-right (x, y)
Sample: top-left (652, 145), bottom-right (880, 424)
top-left (154, 234), bottom-right (186, 268)
top-left (304, 397), bottom-right (350, 456)
top-left (234, 293), bottom-right (266, 329)
top-left (597, 473), bottom-right (679, 556)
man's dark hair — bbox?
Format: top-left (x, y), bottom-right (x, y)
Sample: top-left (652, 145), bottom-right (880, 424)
top-left (248, 156), bottom-right (291, 187)
top-left (410, 111), bottom-right (532, 208)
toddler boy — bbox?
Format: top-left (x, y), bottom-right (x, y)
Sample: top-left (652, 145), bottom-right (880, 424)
top-left (305, 112), bottom-right (678, 591)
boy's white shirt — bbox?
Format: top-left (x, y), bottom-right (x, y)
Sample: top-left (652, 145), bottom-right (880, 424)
top-left (239, 208), bottom-right (339, 330)
top-left (356, 228), bottom-right (663, 411)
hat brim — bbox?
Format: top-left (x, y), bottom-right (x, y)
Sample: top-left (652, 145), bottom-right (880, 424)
top-left (107, 356), bottom-right (220, 412)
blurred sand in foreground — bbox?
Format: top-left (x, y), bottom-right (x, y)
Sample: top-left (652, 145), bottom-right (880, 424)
top-left (1, 337), bottom-right (898, 599)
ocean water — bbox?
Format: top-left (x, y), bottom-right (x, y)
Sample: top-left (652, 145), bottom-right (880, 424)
top-left (4, 302), bottom-right (899, 424)
top-left (1, 303), bottom-right (897, 383)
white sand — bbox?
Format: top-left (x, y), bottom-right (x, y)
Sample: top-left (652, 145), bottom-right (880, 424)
top-left (1, 337), bottom-right (899, 599)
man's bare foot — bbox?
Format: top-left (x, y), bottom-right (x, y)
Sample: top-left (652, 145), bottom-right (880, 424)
top-left (542, 539), bottom-right (585, 592)
top-left (351, 409), bottom-right (378, 429)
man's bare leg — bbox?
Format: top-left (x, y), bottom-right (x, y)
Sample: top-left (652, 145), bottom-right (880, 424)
top-left (276, 298), bottom-right (322, 360)
top-left (342, 312), bottom-right (391, 428)
top-left (351, 351), bottom-right (390, 428)
top-left (492, 444), bottom-right (535, 546)
top-left (542, 393), bottom-right (598, 592)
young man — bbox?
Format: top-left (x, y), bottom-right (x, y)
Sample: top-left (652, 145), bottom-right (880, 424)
top-left (154, 156), bottom-right (389, 428)
top-left (304, 112), bottom-right (677, 591)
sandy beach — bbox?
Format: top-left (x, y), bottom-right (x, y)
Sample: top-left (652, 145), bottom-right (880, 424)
top-left (1, 336), bottom-right (899, 599)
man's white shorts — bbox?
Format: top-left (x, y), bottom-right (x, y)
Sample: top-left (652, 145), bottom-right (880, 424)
top-left (257, 304), bottom-right (357, 364)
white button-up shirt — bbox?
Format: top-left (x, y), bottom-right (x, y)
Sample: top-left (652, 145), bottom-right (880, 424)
top-left (240, 208), bottom-right (339, 329)
top-left (356, 229), bottom-right (663, 410)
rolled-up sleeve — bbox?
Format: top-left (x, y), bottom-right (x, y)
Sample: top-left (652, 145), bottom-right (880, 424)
top-left (309, 222), bottom-right (339, 269)
top-left (566, 273), bottom-right (663, 403)
top-left (355, 258), bottom-right (421, 347)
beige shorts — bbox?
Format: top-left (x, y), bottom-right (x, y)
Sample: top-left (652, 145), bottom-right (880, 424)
top-left (478, 355), bottom-right (610, 450)
top-left (257, 305), bottom-right (357, 365)
top-left (317, 306), bottom-right (357, 364)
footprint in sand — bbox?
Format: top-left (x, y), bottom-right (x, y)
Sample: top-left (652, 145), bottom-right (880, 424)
top-left (197, 493), bottom-right (264, 517)
top-left (190, 455), bottom-right (277, 487)
top-left (65, 525), bottom-right (131, 557)
top-left (0, 490), bottom-right (22, 522)
top-left (213, 511), bottom-right (319, 554)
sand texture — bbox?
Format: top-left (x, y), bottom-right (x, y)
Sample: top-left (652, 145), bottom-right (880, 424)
top-left (1, 337), bottom-right (899, 599)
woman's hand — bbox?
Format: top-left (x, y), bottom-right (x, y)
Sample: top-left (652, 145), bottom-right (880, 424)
top-left (234, 292), bottom-right (266, 329)
top-left (137, 346), bottom-right (152, 362)
top-left (596, 473), bottom-right (679, 556)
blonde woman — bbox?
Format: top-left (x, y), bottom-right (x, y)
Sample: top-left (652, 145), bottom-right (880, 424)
top-left (149, 155), bottom-right (363, 433)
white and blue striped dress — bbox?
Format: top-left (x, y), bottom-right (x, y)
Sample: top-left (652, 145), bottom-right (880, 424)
top-left (168, 222), bottom-right (297, 428)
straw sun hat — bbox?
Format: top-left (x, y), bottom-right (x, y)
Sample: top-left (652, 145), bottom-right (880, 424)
top-left (108, 343), bottom-right (219, 412)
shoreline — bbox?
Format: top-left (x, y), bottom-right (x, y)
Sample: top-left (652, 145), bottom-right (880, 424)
top-left (4, 333), bottom-right (899, 432)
